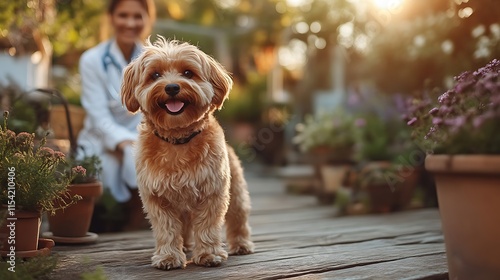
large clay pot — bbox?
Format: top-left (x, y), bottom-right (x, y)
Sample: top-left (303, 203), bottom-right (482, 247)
top-left (0, 209), bottom-right (41, 252)
top-left (48, 182), bottom-right (103, 237)
top-left (426, 154), bottom-right (500, 280)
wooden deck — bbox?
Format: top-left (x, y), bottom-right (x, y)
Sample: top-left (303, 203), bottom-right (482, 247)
top-left (51, 172), bottom-right (448, 279)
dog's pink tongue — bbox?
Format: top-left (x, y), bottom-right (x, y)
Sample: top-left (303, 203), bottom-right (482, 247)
top-left (165, 100), bottom-right (184, 112)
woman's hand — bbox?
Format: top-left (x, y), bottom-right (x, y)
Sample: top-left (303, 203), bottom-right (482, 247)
top-left (117, 140), bottom-right (134, 153)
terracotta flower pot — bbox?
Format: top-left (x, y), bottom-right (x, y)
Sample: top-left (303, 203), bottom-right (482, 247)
top-left (48, 182), bottom-right (103, 237)
top-left (393, 167), bottom-right (421, 211)
top-left (317, 164), bottom-right (351, 204)
top-left (0, 209), bottom-right (41, 252)
top-left (426, 154), bottom-right (500, 279)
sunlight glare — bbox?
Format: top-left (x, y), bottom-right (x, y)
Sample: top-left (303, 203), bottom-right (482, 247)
top-left (286, 0), bottom-right (310, 7)
top-left (372, 0), bottom-right (404, 10)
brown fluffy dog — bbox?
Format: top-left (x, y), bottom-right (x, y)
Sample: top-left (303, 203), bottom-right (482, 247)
top-left (121, 38), bottom-right (254, 270)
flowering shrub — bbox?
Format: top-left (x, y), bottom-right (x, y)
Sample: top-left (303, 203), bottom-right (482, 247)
top-left (294, 111), bottom-right (356, 159)
top-left (0, 112), bottom-right (81, 214)
top-left (406, 59), bottom-right (500, 154)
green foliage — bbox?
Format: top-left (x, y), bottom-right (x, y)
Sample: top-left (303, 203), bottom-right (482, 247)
top-left (353, 115), bottom-right (391, 161)
top-left (353, 114), bottom-right (414, 162)
top-left (46, 0), bottom-right (105, 56)
top-left (0, 255), bottom-right (58, 280)
top-left (80, 266), bottom-right (108, 280)
top-left (0, 0), bottom-right (104, 56)
top-left (216, 72), bottom-right (266, 123)
top-left (293, 110), bottom-right (356, 153)
top-left (0, 112), bottom-right (80, 213)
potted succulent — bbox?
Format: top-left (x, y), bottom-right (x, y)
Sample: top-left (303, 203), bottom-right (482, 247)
top-left (46, 154), bottom-right (103, 242)
top-left (406, 59), bottom-right (500, 279)
top-left (294, 111), bottom-right (356, 204)
top-left (0, 112), bottom-right (80, 255)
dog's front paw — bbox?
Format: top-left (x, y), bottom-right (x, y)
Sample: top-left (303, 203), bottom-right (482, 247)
top-left (151, 252), bottom-right (186, 270)
top-left (193, 247), bottom-right (228, 267)
top-left (229, 240), bottom-right (255, 255)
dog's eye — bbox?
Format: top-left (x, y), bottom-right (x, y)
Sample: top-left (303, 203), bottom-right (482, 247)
top-left (151, 72), bottom-right (161, 80)
top-left (182, 70), bottom-right (194, 79)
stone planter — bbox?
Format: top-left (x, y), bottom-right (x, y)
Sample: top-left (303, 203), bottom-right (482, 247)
top-left (426, 154), bottom-right (500, 279)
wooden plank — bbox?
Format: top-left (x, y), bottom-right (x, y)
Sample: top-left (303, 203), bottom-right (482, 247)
top-left (98, 240), bottom-right (445, 280)
top-left (285, 254), bottom-right (448, 280)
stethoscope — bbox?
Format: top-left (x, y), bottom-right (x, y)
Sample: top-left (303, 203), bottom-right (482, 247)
top-left (101, 40), bottom-right (141, 100)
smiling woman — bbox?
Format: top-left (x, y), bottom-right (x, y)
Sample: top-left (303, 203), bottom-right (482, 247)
top-left (108, 0), bottom-right (155, 62)
top-left (75, 0), bottom-right (157, 231)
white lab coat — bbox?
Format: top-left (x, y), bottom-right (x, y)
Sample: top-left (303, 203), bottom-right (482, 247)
top-left (77, 38), bottom-right (143, 203)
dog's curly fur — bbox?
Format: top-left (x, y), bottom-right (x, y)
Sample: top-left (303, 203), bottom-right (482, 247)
top-left (121, 37), bottom-right (254, 270)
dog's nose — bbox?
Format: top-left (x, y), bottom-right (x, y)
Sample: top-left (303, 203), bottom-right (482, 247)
top-left (165, 83), bottom-right (180, 96)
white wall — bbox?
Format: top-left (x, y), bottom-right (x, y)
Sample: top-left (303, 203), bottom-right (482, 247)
top-left (0, 51), bottom-right (50, 91)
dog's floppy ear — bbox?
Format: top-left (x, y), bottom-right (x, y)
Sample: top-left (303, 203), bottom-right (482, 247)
top-left (206, 56), bottom-right (233, 110)
top-left (121, 60), bottom-right (141, 113)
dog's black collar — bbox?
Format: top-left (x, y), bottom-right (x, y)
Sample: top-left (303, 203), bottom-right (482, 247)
top-left (153, 130), bottom-right (201, 145)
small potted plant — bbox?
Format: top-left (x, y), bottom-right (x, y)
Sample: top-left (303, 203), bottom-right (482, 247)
top-left (0, 112), bottom-right (79, 256)
top-left (406, 59), bottom-right (500, 278)
top-left (355, 165), bottom-right (397, 213)
top-left (46, 154), bottom-right (103, 242)
top-left (353, 114), bottom-right (421, 212)
top-left (294, 111), bottom-right (356, 204)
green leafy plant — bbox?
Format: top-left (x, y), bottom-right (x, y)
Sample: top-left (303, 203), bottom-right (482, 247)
top-left (354, 113), bottom-right (415, 163)
top-left (356, 164), bottom-right (398, 189)
top-left (406, 59), bottom-right (500, 154)
top-left (293, 110), bottom-right (356, 154)
top-left (0, 255), bottom-right (58, 280)
top-left (353, 115), bottom-right (393, 162)
top-left (0, 112), bottom-right (81, 214)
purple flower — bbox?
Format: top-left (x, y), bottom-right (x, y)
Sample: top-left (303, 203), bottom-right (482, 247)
top-left (406, 59), bottom-right (500, 153)
top-left (491, 95), bottom-right (500, 107)
top-left (407, 117), bottom-right (418, 126)
top-left (438, 92), bottom-right (450, 104)
top-left (354, 118), bottom-right (366, 127)
top-left (473, 116), bottom-right (484, 128)
top-left (455, 70), bottom-right (472, 82)
top-left (432, 118), bottom-right (443, 125)
top-left (428, 107), bottom-right (439, 115)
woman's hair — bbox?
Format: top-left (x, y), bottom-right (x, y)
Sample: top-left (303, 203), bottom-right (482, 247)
top-left (102, 0), bottom-right (156, 40)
